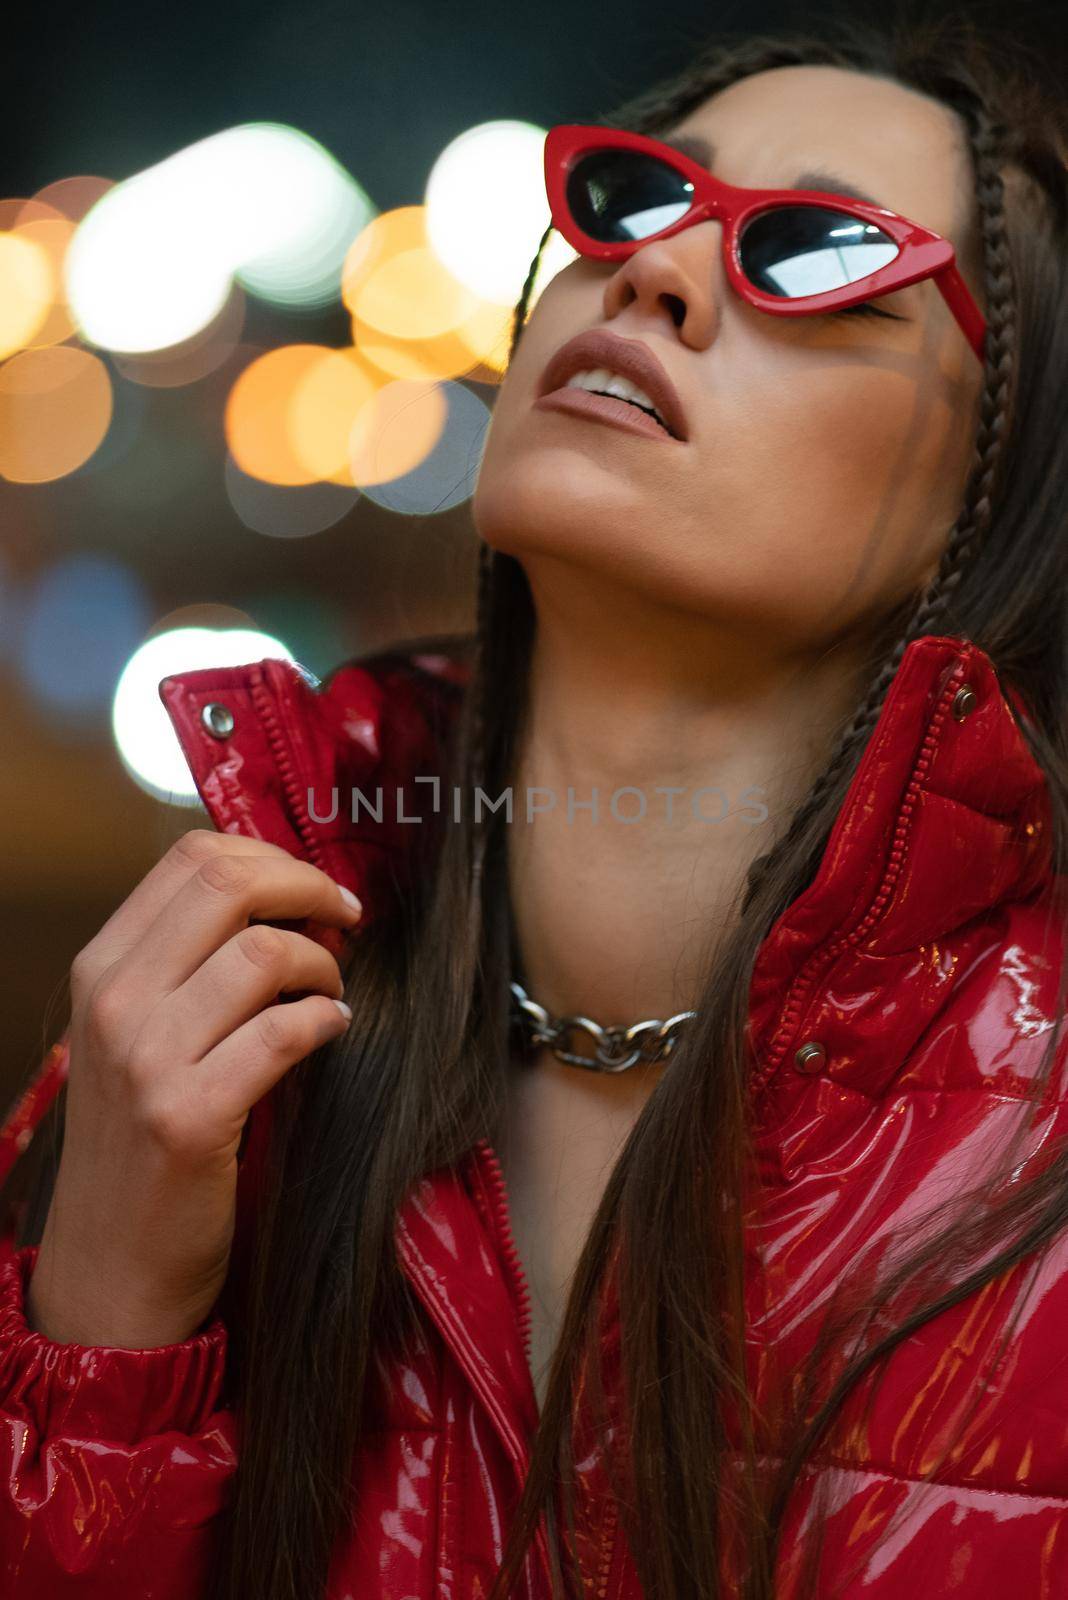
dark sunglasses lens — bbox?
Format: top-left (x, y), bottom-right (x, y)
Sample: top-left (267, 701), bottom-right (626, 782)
top-left (739, 206), bottom-right (899, 298)
top-left (565, 148), bottom-right (694, 243)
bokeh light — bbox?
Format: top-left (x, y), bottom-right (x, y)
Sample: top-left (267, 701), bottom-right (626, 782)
top-left (289, 348), bottom-right (380, 482)
top-left (344, 204), bottom-right (509, 382)
top-left (18, 553), bottom-right (153, 724)
top-left (66, 124), bottom-right (374, 353)
top-left (112, 284), bottom-right (246, 388)
top-left (360, 380), bottom-right (491, 514)
top-left (425, 121), bottom-right (550, 304)
top-left (0, 346), bottom-right (113, 482)
top-left (11, 216), bottom-right (78, 346)
top-left (219, 124), bottom-right (375, 308)
top-left (353, 293), bottom-right (514, 384)
top-left (66, 160), bottom-right (234, 352)
top-left (29, 177), bottom-right (114, 223)
top-left (0, 199), bottom-right (65, 230)
top-left (227, 344), bottom-right (344, 485)
top-left (347, 378), bottom-right (449, 487)
top-left (113, 626), bottom-right (297, 804)
top-left (0, 232), bottom-right (53, 357)
top-left (351, 237), bottom-right (478, 341)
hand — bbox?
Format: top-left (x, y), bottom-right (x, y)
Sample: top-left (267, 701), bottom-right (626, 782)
top-left (26, 829), bottom-right (362, 1348)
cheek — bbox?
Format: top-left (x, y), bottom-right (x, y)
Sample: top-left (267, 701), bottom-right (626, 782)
top-left (700, 357), bottom-right (976, 613)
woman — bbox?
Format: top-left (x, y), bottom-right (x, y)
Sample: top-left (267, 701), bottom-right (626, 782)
top-left (3, 8), bottom-right (1068, 1597)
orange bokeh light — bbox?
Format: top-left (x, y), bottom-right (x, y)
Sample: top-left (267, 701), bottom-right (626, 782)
top-left (343, 201), bottom-right (511, 388)
top-left (0, 346), bottom-right (113, 482)
top-left (225, 345), bottom-right (329, 485)
top-left (11, 217), bottom-right (78, 347)
top-left (0, 199), bottom-right (65, 230)
top-left (0, 233), bottom-right (53, 358)
top-left (348, 379), bottom-right (448, 487)
top-left (341, 206), bottom-right (427, 312)
top-left (225, 345), bottom-right (387, 486)
top-left (289, 348), bottom-right (380, 483)
top-left (351, 246), bottom-right (478, 340)
top-left (29, 177), bottom-right (115, 223)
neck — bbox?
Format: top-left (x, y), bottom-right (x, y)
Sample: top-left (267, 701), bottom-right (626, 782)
top-left (506, 554), bottom-right (873, 1027)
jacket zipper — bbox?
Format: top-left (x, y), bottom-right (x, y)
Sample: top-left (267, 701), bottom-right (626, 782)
top-left (247, 665), bottom-right (331, 873)
top-left (754, 656), bottom-right (968, 1095)
top-left (474, 1137), bottom-right (627, 1599)
top-left (473, 1136), bottom-right (536, 1397)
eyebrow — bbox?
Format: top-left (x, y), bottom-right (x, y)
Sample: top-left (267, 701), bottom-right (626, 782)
top-left (659, 133), bottom-right (886, 210)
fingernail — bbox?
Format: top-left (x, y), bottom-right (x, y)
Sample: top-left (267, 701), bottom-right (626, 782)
top-left (337, 885), bottom-right (362, 918)
top-left (334, 999), bottom-right (353, 1022)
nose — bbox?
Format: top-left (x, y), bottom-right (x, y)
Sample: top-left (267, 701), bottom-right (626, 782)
top-left (600, 218), bottom-right (724, 349)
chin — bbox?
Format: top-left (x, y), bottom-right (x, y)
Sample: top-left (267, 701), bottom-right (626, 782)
top-left (473, 446), bottom-right (641, 564)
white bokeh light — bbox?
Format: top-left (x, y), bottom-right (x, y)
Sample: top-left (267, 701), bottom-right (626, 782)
top-left (112, 627), bottom-right (296, 805)
top-left (66, 162), bottom-right (233, 353)
top-left (67, 125), bottom-right (375, 352)
top-left (215, 125), bottom-right (375, 308)
top-left (425, 121), bottom-right (550, 304)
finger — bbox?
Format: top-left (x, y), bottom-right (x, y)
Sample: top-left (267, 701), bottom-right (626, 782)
top-left (147, 925), bottom-right (346, 1065)
top-left (75, 831), bottom-right (306, 992)
top-left (105, 852), bottom-right (361, 1020)
top-left (186, 993), bottom-right (353, 1143)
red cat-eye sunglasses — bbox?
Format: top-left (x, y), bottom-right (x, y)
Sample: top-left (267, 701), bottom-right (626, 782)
top-left (543, 124), bottom-right (988, 364)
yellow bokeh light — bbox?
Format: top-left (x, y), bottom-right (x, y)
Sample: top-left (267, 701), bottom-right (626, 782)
top-left (289, 348), bottom-right (380, 484)
top-left (343, 200), bottom-right (512, 387)
top-left (455, 298), bottom-right (514, 377)
top-left (0, 346), bottom-right (112, 482)
top-left (351, 245), bottom-right (478, 341)
top-left (351, 321), bottom-right (472, 383)
top-left (12, 217), bottom-right (78, 347)
top-left (341, 205), bottom-right (427, 314)
top-left (0, 233), bottom-right (54, 358)
top-left (348, 379), bottom-right (448, 487)
top-left (352, 304), bottom-right (509, 384)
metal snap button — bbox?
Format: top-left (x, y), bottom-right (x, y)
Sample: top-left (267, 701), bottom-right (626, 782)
top-left (794, 1040), bottom-right (827, 1075)
top-left (201, 701), bottom-right (235, 739)
top-left (952, 684), bottom-right (977, 721)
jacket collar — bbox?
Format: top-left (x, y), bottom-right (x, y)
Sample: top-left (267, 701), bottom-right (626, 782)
top-left (745, 633), bottom-right (1052, 1108)
top-left (159, 630), bottom-right (1052, 1084)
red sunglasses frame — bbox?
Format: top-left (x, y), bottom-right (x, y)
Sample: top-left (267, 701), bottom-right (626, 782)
top-left (543, 123), bottom-right (988, 365)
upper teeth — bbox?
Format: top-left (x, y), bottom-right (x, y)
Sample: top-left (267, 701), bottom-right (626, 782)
top-left (564, 368), bottom-right (668, 430)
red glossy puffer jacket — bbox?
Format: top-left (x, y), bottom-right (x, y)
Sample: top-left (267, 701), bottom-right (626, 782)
top-left (2, 631), bottom-right (1068, 1598)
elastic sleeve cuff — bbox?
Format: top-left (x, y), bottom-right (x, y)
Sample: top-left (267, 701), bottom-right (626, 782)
top-left (0, 1243), bottom-right (231, 1444)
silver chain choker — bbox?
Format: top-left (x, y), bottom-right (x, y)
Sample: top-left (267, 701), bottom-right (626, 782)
top-left (509, 978), bottom-right (698, 1072)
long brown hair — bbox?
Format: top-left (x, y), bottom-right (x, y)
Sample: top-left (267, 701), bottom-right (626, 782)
top-left (15, 6), bottom-right (1068, 1597)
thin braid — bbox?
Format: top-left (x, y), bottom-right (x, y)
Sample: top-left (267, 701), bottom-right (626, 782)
top-left (466, 540), bottom-right (495, 903)
top-left (907, 94), bottom-right (1016, 634)
top-left (464, 216), bottom-right (554, 906)
top-left (509, 220), bottom-right (554, 364)
top-left (741, 85), bottom-right (1016, 912)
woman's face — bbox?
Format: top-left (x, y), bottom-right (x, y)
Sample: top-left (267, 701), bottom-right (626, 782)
top-left (473, 64), bottom-right (986, 654)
